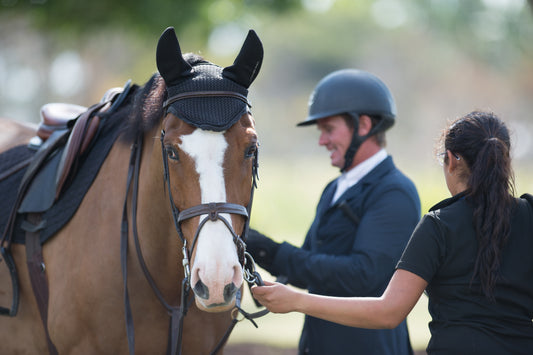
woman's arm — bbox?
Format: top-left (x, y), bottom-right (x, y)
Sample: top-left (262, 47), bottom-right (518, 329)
top-left (251, 269), bottom-right (427, 329)
top-left (270, 188), bottom-right (421, 296)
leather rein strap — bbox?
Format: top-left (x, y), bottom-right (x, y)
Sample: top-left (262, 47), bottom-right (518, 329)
top-left (120, 119), bottom-right (262, 355)
top-left (121, 133), bottom-right (192, 355)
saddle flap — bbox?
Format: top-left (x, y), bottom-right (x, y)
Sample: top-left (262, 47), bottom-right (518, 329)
top-left (18, 148), bottom-right (64, 214)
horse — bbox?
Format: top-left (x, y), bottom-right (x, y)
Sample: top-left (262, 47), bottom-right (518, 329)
top-left (0, 118), bottom-right (37, 152)
top-left (0, 27), bottom-right (264, 354)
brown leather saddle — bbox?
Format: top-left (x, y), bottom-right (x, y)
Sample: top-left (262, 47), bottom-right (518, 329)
top-left (29, 85), bottom-right (125, 207)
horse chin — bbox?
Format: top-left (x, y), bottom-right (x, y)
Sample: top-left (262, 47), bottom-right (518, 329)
top-left (194, 297), bottom-right (236, 313)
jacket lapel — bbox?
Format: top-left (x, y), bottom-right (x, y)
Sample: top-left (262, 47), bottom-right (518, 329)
top-left (331, 156), bottom-right (395, 208)
top-left (317, 180), bottom-right (338, 216)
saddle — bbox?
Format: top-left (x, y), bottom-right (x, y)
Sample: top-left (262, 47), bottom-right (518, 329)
top-left (22, 85), bottom-right (126, 211)
top-left (0, 81), bottom-right (132, 355)
top-left (18, 102), bottom-right (97, 213)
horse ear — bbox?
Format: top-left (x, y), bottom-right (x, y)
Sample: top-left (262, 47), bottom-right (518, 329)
top-left (156, 27), bottom-right (193, 86)
top-left (222, 30), bottom-right (263, 88)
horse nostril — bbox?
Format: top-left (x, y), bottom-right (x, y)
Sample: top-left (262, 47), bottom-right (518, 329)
top-left (193, 280), bottom-right (209, 300)
top-left (232, 265), bottom-right (243, 287)
top-left (223, 283), bottom-right (238, 303)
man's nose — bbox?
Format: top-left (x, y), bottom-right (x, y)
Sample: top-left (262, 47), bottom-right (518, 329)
top-left (318, 132), bottom-right (328, 146)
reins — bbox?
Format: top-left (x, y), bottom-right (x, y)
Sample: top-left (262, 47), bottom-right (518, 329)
top-left (120, 120), bottom-right (267, 355)
top-left (122, 132), bottom-right (193, 355)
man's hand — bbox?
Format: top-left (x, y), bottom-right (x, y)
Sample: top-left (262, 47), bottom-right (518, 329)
top-left (245, 229), bottom-right (281, 270)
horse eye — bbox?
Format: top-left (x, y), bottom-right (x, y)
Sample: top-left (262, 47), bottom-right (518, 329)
top-left (245, 144), bottom-right (257, 159)
top-left (166, 146), bottom-right (179, 161)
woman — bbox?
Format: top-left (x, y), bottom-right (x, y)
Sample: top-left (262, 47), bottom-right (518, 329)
top-left (252, 111), bottom-right (533, 354)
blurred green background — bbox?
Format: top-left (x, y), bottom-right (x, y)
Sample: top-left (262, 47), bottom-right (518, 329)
top-left (1, 0), bottom-right (533, 352)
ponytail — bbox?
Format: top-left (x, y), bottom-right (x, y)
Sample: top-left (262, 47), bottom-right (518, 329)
top-left (443, 111), bottom-right (515, 300)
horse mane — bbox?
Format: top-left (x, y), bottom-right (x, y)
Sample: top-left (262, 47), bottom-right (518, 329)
top-left (116, 53), bottom-right (208, 143)
top-left (183, 52), bottom-right (209, 66)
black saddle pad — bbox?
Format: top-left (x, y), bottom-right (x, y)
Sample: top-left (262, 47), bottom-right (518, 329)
top-left (0, 115), bottom-right (122, 244)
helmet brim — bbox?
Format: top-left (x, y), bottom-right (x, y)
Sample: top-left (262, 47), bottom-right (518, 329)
top-left (296, 118), bottom-right (318, 127)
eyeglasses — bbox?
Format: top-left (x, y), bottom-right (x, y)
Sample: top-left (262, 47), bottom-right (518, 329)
top-left (437, 150), bottom-right (461, 166)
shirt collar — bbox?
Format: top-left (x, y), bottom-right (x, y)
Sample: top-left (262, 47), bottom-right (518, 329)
top-left (332, 148), bottom-right (388, 204)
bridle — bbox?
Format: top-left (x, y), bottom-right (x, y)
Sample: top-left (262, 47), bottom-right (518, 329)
top-left (159, 128), bottom-right (252, 270)
top-left (120, 91), bottom-right (266, 355)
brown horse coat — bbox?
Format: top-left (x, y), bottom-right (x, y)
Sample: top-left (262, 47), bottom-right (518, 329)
top-left (0, 27), bottom-right (263, 354)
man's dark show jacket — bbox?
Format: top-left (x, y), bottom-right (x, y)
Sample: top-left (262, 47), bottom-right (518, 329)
top-left (268, 156), bottom-right (421, 355)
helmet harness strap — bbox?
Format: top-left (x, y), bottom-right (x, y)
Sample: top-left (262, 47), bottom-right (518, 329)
top-left (341, 112), bottom-right (388, 173)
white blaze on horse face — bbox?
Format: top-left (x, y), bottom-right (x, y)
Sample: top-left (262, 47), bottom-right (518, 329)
top-left (179, 128), bottom-right (243, 309)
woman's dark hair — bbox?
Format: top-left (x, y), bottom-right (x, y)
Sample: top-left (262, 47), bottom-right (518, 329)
top-left (443, 111), bottom-right (515, 300)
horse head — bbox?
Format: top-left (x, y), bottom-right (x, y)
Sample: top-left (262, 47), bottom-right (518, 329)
top-left (156, 27), bottom-right (263, 312)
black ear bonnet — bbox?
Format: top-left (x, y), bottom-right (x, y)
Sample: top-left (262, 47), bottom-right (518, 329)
top-left (156, 27), bottom-right (263, 131)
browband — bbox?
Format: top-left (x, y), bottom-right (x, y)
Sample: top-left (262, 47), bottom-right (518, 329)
top-left (163, 91), bottom-right (251, 110)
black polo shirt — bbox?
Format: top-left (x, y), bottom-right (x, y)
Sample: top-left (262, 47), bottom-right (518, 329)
top-left (397, 193), bottom-right (533, 354)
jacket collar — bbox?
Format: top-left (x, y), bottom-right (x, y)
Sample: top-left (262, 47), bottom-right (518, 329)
top-left (328, 155), bottom-right (395, 206)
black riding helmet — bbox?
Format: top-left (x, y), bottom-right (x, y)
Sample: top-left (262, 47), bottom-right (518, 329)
top-left (297, 69), bottom-right (396, 172)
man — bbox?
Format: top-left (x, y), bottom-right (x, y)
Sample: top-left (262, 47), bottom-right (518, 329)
top-left (247, 69), bottom-right (421, 355)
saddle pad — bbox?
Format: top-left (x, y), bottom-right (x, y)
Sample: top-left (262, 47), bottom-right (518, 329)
top-left (0, 145), bottom-right (35, 237)
top-left (0, 116), bottom-right (122, 244)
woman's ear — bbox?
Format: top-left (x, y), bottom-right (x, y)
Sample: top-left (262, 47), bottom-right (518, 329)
top-left (446, 150), bottom-right (458, 173)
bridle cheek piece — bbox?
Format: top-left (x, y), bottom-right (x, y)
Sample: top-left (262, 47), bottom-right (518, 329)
top-left (159, 129), bottom-right (254, 275)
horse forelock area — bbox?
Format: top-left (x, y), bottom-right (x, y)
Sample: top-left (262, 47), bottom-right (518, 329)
top-left (118, 54), bottom-right (241, 145)
top-left (179, 128), bottom-right (242, 307)
top-left (117, 54), bottom-right (221, 145)
top-left (118, 74), bottom-right (166, 144)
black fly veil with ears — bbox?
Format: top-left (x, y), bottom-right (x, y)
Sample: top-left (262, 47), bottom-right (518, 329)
top-left (156, 27), bottom-right (263, 131)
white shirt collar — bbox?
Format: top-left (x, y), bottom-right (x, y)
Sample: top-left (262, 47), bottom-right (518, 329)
top-left (331, 148), bottom-right (388, 204)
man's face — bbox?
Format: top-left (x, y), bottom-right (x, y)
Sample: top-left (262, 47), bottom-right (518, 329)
top-left (316, 115), bottom-right (353, 169)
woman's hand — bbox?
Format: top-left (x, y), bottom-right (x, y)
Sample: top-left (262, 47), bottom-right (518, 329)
top-left (251, 280), bottom-right (302, 313)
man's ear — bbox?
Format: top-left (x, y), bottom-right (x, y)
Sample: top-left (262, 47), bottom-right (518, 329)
top-left (358, 115), bottom-right (372, 136)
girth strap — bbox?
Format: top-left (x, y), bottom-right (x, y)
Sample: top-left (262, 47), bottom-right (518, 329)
top-left (23, 212), bottom-right (58, 355)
